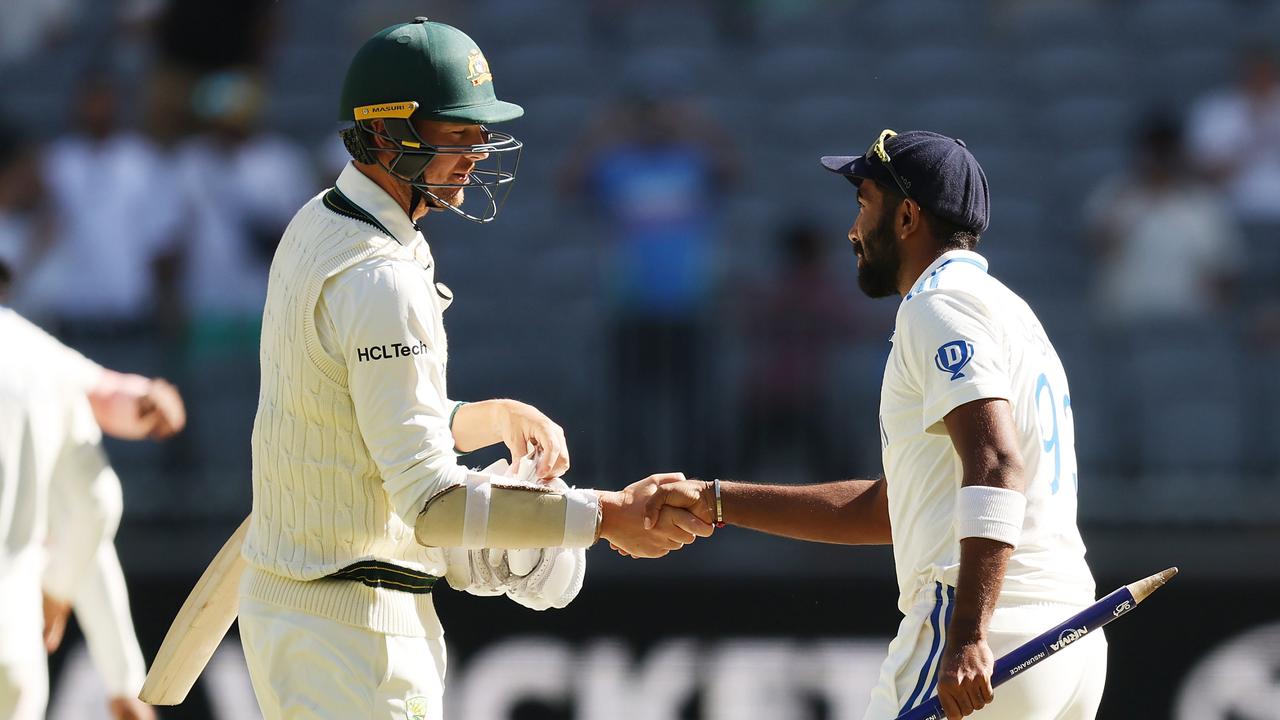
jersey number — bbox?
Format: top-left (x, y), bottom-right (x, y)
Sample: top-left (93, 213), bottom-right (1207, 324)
top-left (1035, 373), bottom-right (1076, 495)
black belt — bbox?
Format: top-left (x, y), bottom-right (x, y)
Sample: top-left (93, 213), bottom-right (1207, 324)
top-left (327, 560), bottom-right (439, 594)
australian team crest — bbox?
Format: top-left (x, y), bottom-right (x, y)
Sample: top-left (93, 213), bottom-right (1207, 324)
top-left (467, 49), bottom-right (493, 86)
top-left (934, 340), bottom-right (974, 381)
top-left (406, 695), bottom-right (430, 720)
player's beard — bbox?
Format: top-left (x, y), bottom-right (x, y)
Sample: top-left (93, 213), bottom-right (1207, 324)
top-left (440, 185), bottom-right (465, 208)
top-left (856, 211), bottom-right (902, 298)
top-left (420, 185), bottom-right (465, 211)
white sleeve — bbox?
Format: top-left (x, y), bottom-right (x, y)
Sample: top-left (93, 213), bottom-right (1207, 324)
top-left (43, 392), bottom-right (115, 601)
top-left (73, 542), bottom-right (148, 697)
top-left (317, 260), bottom-right (468, 522)
top-left (0, 308), bottom-right (104, 393)
top-left (898, 291), bottom-right (1011, 435)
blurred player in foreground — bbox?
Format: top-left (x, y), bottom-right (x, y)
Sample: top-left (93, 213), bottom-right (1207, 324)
top-left (239, 19), bottom-right (709, 718)
top-left (0, 302), bottom-right (185, 720)
top-left (644, 130), bottom-right (1105, 719)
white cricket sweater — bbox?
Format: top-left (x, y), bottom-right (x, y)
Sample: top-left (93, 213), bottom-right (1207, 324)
top-left (241, 165), bottom-right (469, 637)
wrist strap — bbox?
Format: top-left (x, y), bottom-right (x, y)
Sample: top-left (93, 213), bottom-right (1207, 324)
top-left (713, 479), bottom-right (725, 528)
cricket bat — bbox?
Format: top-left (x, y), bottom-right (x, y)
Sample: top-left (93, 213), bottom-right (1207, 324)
top-left (139, 516), bottom-right (250, 705)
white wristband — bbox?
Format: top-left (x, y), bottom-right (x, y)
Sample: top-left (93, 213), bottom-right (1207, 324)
top-left (561, 488), bottom-right (600, 548)
top-left (956, 486), bottom-right (1026, 547)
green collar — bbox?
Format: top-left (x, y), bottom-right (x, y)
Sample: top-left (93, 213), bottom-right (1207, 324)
top-left (322, 186), bottom-right (396, 240)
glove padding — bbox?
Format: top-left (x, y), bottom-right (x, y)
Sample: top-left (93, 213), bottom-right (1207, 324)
top-left (443, 455), bottom-right (587, 610)
top-left (506, 546), bottom-right (586, 610)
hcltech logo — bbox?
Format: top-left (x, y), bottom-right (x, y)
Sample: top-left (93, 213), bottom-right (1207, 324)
top-left (356, 340), bottom-right (430, 362)
top-left (934, 340), bottom-right (975, 380)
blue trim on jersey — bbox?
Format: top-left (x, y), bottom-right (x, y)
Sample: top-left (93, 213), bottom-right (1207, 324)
top-left (923, 585), bottom-right (957, 702)
top-left (901, 582), bottom-right (946, 714)
top-left (904, 256), bottom-right (989, 302)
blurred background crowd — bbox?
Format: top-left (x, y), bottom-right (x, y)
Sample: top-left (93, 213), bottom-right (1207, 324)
top-left (2, 1), bottom-right (1279, 718)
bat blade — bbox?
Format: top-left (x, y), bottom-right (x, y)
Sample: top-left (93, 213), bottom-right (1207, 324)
top-left (138, 516), bottom-right (250, 705)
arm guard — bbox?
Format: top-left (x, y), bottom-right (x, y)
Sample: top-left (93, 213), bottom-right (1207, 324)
top-left (415, 470), bottom-right (599, 550)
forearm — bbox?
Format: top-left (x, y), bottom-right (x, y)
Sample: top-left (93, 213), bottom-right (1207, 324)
top-left (449, 399), bottom-right (506, 452)
top-left (717, 478), bottom-right (892, 545)
top-left (947, 537), bottom-right (1012, 643)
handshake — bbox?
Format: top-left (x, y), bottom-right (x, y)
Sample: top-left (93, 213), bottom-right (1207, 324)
top-left (595, 473), bottom-right (717, 558)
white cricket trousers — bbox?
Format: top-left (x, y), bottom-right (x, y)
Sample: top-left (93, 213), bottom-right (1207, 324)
top-left (239, 596), bottom-right (447, 720)
top-left (0, 562), bottom-right (48, 720)
top-left (863, 583), bottom-right (1107, 720)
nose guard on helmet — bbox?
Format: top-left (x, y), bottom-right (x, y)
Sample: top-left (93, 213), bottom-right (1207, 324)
top-left (346, 114), bottom-right (522, 224)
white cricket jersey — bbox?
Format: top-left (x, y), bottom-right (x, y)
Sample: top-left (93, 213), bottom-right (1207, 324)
top-left (878, 250), bottom-right (1096, 614)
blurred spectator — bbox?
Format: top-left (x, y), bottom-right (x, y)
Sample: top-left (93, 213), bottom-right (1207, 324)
top-left (1084, 111), bottom-right (1246, 481)
top-left (561, 92), bottom-right (736, 479)
top-left (3, 82), bottom-right (182, 518)
top-left (17, 74), bottom-right (182, 333)
top-left (172, 71), bottom-right (314, 346)
top-left (0, 121), bottom-right (54, 294)
top-left (737, 221), bottom-right (859, 481)
top-left (169, 72), bottom-right (313, 497)
top-left (1084, 111), bottom-right (1243, 326)
top-left (1188, 43), bottom-right (1280, 224)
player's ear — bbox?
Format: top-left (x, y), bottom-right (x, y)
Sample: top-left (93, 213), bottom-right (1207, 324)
top-left (897, 197), bottom-right (920, 239)
top-left (366, 119), bottom-right (394, 150)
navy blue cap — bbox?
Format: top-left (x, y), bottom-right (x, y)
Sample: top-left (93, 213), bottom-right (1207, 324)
top-left (821, 130), bottom-right (990, 234)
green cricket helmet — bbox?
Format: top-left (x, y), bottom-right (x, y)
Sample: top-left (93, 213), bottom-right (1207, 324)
top-left (338, 18), bottom-right (523, 223)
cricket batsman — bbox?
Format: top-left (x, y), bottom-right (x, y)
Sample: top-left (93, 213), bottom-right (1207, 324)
top-left (238, 18), bottom-right (709, 718)
top-left (644, 130), bottom-right (1106, 719)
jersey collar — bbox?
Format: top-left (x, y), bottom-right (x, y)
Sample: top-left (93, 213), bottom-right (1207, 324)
top-left (334, 162), bottom-right (422, 247)
top-left (902, 249), bottom-right (989, 303)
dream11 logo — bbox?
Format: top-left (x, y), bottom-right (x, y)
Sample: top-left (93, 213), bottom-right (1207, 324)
top-left (934, 340), bottom-right (975, 381)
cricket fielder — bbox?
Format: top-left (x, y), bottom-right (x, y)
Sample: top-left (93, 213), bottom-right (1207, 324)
top-left (0, 304), bottom-right (184, 712)
top-left (239, 19), bottom-right (708, 718)
top-left (644, 130), bottom-right (1106, 719)
top-left (0, 306), bottom-right (184, 720)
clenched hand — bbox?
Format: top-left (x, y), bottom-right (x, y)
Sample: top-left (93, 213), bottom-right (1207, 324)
top-left (936, 636), bottom-right (995, 719)
top-left (599, 473), bottom-right (714, 558)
